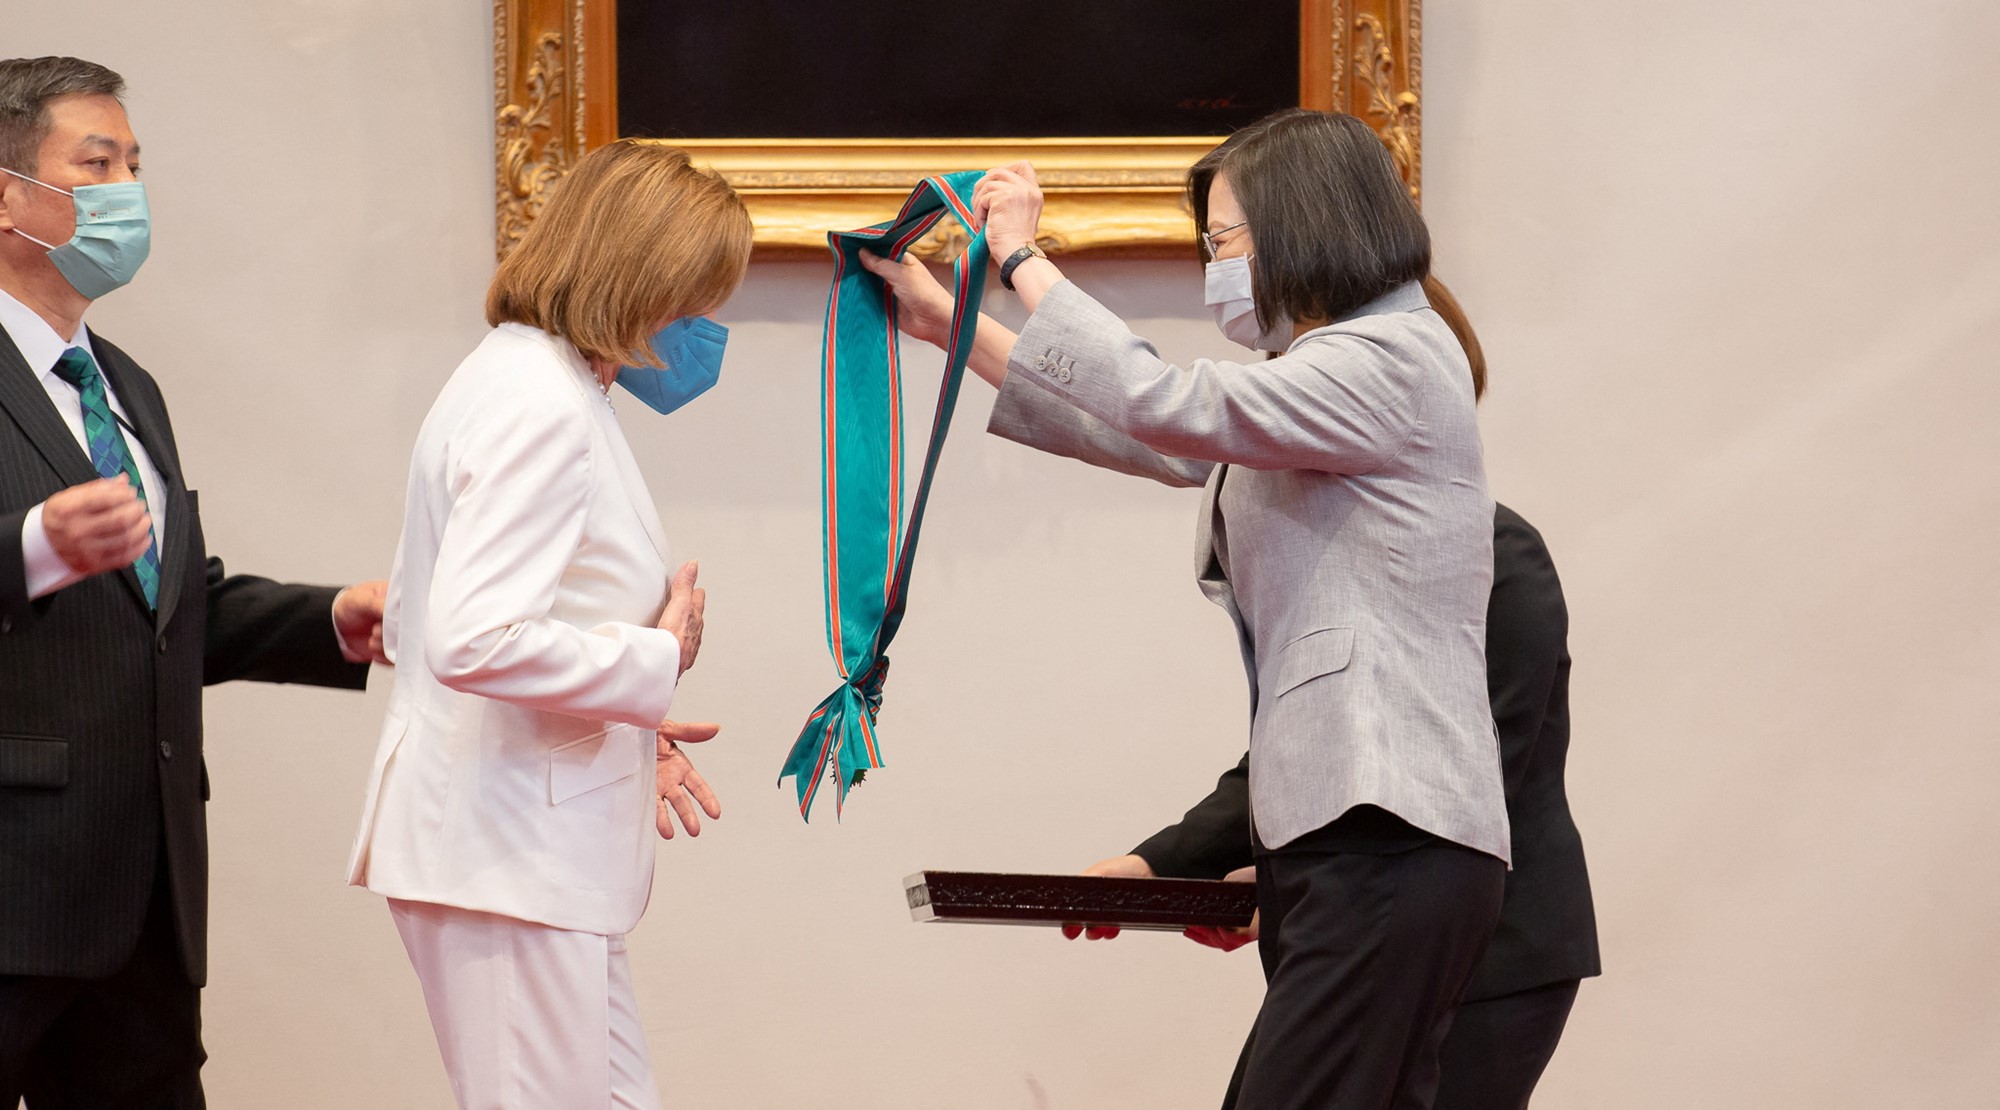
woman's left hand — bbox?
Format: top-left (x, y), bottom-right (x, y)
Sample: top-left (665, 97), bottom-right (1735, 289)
top-left (973, 161), bottom-right (1044, 259)
top-left (656, 720), bottom-right (722, 839)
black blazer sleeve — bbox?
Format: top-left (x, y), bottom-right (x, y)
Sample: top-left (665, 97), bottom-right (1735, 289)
top-left (203, 557), bottom-right (368, 689)
top-left (1, 506), bottom-right (30, 632)
top-left (1487, 508), bottom-right (1567, 798)
top-left (1131, 753), bottom-right (1256, 879)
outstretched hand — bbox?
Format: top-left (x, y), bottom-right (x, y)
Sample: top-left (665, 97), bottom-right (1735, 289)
top-left (656, 719), bottom-right (722, 840)
top-left (333, 580), bottom-right (391, 665)
top-left (858, 250), bottom-right (956, 349)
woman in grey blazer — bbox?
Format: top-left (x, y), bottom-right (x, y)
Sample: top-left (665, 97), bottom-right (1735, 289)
top-left (864, 109), bottom-right (1510, 1108)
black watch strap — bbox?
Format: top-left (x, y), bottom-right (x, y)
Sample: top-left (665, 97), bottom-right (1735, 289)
top-left (998, 244), bottom-right (1046, 291)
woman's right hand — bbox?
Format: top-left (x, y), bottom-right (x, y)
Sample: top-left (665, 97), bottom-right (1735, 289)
top-left (858, 250), bottom-right (955, 349)
top-left (657, 561), bottom-right (705, 675)
top-left (656, 719), bottom-right (722, 840)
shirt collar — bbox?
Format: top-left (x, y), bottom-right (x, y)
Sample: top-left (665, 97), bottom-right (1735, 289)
top-left (0, 286), bottom-right (91, 382)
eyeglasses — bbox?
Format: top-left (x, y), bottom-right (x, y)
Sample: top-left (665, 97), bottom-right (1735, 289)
top-left (1201, 220), bottom-right (1249, 258)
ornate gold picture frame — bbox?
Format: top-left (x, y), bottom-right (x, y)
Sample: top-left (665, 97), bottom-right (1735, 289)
top-left (495, 0), bottom-right (1421, 260)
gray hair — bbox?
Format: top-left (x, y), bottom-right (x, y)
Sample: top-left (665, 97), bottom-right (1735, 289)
top-left (0, 56), bottom-right (126, 176)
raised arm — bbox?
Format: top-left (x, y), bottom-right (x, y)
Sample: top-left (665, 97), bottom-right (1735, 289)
top-left (1005, 281), bottom-right (1432, 475)
top-left (858, 254), bottom-right (1213, 489)
top-left (977, 162), bottom-right (1439, 475)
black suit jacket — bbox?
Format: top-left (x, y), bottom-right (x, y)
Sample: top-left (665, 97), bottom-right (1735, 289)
top-left (0, 321), bottom-right (367, 986)
top-left (1133, 503), bottom-right (1601, 1001)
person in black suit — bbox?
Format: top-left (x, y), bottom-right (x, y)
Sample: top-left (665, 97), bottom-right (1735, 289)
top-left (0, 56), bottom-right (388, 1108)
top-left (1071, 277), bottom-right (1599, 1109)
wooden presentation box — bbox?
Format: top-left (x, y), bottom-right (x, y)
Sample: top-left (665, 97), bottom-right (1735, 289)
top-left (905, 870), bottom-right (1257, 931)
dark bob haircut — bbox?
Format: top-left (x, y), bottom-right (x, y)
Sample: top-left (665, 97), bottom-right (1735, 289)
top-left (1187, 108), bottom-right (1430, 332)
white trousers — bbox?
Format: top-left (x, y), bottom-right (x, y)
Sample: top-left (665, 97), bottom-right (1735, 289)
top-left (389, 899), bottom-right (662, 1110)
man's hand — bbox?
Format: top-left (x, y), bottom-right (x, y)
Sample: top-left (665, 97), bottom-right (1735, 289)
top-left (1183, 865), bottom-right (1258, 952)
top-left (332, 580), bottom-right (390, 665)
top-left (1061, 853), bottom-right (1157, 941)
top-left (42, 477), bottom-right (152, 577)
top-left (656, 719), bottom-right (721, 840)
top-left (657, 561), bottom-right (705, 675)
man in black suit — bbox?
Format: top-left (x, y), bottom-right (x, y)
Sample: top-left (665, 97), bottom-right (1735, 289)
top-left (0, 56), bottom-right (388, 1107)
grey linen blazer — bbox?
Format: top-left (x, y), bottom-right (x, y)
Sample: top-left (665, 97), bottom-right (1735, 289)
top-left (988, 280), bottom-right (1509, 861)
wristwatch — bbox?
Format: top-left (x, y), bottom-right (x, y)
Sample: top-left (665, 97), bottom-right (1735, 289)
top-left (998, 243), bottom-right (1049, 291)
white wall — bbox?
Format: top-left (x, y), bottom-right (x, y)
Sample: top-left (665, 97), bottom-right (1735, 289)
top-left (10, 1), bottom-right (2000, 1106)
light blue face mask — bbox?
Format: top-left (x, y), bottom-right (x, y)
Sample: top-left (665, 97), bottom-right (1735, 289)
top-left (1, 168), bottom-right (151, 300)
top-left (616, 315), bottom-right (728, 416)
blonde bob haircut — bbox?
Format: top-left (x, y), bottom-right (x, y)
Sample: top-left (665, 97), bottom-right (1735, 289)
top-left (486, 140), bottom-right (752, 367)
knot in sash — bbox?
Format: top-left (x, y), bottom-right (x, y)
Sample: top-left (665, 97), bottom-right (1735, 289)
top-left (847, 655), bottom-right (890, 715)
top-left (779, 171), bottom-right (990, 820)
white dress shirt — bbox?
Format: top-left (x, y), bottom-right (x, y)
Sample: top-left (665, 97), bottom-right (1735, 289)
top-left (0, 287), bottom-right (167, 600)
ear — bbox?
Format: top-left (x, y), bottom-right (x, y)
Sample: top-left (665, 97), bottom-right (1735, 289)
top-left (0, 177), bottom-right (19, 234)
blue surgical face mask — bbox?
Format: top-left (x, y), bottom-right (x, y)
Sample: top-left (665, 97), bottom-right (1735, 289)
top-left (616, 315), bottom-right (728, 415)
top-left (1, 167), bottom-right (151, 300)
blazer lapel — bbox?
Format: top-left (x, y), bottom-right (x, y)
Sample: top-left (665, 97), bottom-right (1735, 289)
top-left (0, 322), bottom-right (101, 490)
top-left (543, 329), bottom-right (669, 564)
top-left (88, 334), bottom-right (183, 488)
top-left (1194, 463), bottom-right (1233, 607)
top-left (598, 412), bottom-right (669, 563)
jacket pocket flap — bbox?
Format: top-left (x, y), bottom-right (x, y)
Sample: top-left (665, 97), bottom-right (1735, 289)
top-left (0, 734), bottom-right (68, 789)
top-left (549, 728), bottom-right (639, 804)
top-left (1270, 627), bottom-right (1355, 698)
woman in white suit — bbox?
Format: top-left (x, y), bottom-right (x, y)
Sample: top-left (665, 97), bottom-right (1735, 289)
top-left (347, 141), bottom-right (752, 1109)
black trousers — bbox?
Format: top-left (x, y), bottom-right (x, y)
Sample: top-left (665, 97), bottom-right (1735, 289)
top-left (0, 859), bottom-right (206, 1109)
top-left (1223, 808), bottom-right (1507, 1110)
top-left (1430, 980), bottom-right (1580, 1110)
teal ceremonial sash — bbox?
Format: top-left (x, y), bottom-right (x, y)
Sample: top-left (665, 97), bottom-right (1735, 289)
top-left (780, 170), bottom-right (990, 820)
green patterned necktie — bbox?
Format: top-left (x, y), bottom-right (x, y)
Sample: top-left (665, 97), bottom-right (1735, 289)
top-left (52, 346), bottom-right (160, 609)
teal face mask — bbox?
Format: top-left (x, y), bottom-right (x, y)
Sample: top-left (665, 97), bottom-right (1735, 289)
top-left (616, 316), bottom-right (728, 416)
top-left (1, 167), bottom-right (151, 300)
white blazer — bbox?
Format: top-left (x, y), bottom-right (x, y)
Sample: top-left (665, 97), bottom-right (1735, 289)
top-left (347, 323), bottom-right (680, 935)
